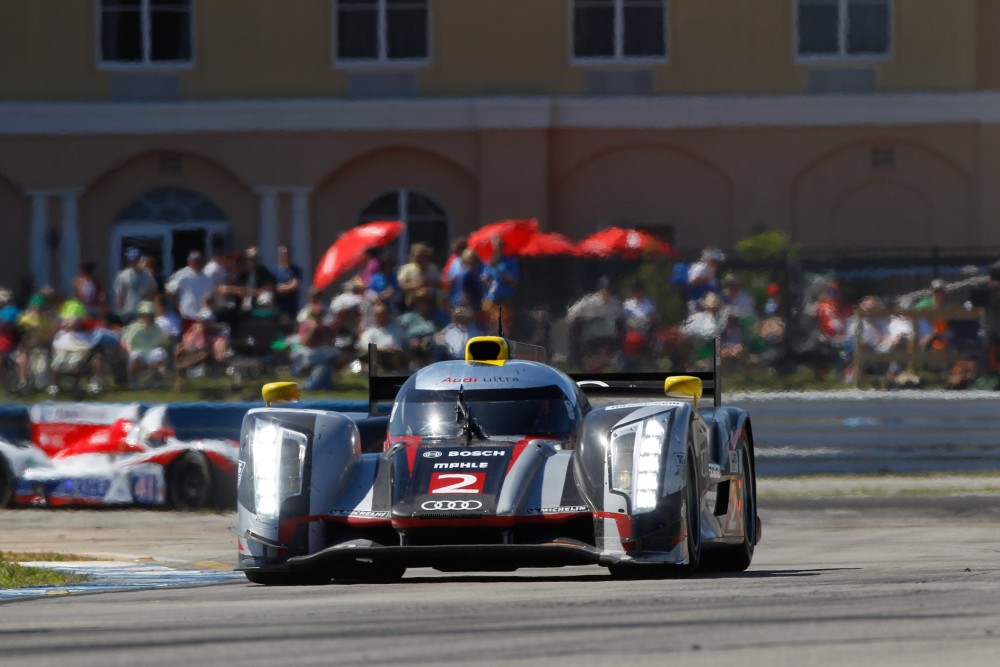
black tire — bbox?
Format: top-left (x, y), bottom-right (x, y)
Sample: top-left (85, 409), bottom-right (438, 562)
top-left (244, 570), bottom-right (331, 586)
top-left (169, 452), bottom-right (213, 511)
top-left (700, 446), bottom-right (756, 573)
top-left (676, 446), bottom-right (703, 576)
top-left (0, 454), bottom-right (13, 508)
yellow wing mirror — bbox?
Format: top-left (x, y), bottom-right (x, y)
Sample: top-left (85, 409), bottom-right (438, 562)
top-left (663, 376), bottom-right (703, 408)
top-left (262, 381), bottom-right (301, 407)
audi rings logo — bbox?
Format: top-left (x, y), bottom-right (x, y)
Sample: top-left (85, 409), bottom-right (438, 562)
top-left (422, 451), bottom-right (443, 459)
top-left (420, 500), bottom-right (483, 511)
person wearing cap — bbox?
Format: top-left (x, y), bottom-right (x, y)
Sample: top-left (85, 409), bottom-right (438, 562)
top-left (166, 250), bottom-right (215, 329)
top-left (113, 247), bottom-right (158, 323)
top-left (121, 301), bottom-right (169, 388)
top-left (680, 291), bottom-right (727, 341)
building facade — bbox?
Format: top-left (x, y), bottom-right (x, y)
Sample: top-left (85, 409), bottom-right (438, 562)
top-left (1, 0), bottom-right (998, 293)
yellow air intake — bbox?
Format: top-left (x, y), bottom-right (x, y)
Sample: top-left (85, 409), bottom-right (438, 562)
top-left (663, 376), bottom-right (703, 408)
top-left (465, 336), bottom-right (510, 366)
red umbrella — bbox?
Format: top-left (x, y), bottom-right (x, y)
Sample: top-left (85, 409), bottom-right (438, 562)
top-left (468, 219), bottom-right (539, 261)
top-left (313, 220), bottom-right (405, 291)
top-left (516, 231), bottom-right (580, 257)
top-left (576, 227), bottom-right (674, 259)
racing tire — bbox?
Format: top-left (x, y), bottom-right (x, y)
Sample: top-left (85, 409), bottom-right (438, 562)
top-left (700, 447), bottom-right (756, 573)
top-left (169, 452), bottom-right (213, 512)
top-left (0, 454), bottom-right (13, 508)
top-left (244, 570), bottom-right (331, 586)
top-left (674, 445), bottom-right (703, 577)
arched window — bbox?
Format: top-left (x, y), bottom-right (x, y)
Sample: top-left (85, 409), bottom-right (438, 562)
top-left (111, 188), bottom-right (230, 279)
top-left (358, 189), bottom-right (450, 266)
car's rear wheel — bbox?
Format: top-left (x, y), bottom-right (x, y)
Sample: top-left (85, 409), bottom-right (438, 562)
top-left (700, 446), bottom-right (756, 572)
top-left (169, 452), bottom-right (212, 511)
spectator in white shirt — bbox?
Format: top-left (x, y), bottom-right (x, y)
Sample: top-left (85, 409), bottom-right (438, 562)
top-left (166, 250), bottom-right (215, 328)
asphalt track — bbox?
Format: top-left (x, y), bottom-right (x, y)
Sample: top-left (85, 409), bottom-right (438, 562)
top-left (2, 497), bottom-right (999, 667)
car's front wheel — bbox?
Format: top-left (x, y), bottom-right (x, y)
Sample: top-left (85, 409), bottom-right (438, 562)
top-left (169, 452), bottom-right (212, 511)
top-left (0, 454), bottom-right (13, 508)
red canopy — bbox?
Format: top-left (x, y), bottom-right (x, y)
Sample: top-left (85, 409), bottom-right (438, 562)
top-left (468, 219), bottom-right (539, 261)
top-left (313, 221), bottom-right (405, 291)
top-left (515, 231), bottom-right (580, 257)
top-left (576, 227), bottom-right (674, 259)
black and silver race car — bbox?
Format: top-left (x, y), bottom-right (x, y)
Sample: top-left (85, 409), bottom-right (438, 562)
top-left (235, 336), bottom-right (760, 584)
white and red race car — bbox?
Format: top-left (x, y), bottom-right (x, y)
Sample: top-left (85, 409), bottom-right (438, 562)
top-left (0, 403), bottom-right (238, 510)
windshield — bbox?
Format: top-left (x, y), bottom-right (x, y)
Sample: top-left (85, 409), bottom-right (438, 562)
top-left (389, 385), bottom-right (579, 439)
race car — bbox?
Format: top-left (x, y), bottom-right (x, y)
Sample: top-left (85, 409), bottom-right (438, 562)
top-left (0, 403), bottom-right (238, 510)
top-left (235, 336), bottom-right (760, 584)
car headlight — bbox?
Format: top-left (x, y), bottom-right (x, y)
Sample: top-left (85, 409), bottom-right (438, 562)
top-left (633, 418), bottom-right (665, 512)
top-left (252, 420), bottom-right (308, 519)
top-left (609, 417), bottom-right (667, 513)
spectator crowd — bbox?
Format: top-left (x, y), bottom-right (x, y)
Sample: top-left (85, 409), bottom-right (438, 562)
top-left (2, 238), bottom-right (999, 397)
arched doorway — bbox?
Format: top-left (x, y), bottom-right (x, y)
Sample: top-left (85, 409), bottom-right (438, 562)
top-left (110, 188), bottom-right (231, 279)
top-left (358, 189), bottom-right (450, 265)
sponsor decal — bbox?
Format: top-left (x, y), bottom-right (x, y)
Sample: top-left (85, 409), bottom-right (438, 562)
top-left (433, 461), bottom-right (488, 469)
top-left (330, 510), bottom-right (390, 519)
top-left (422, 451), bottom-right (443, 459)
top-left (707, 463), bottom-right (723, 480)
top-left (448, 449), bottom-right (506, 457)
top-left (440, 376), bottom-right (520, 384)
top-left (420, 500), bottom-right (483, 511)
top-left (429, 472), bottom-right (486, 494)
top-left (237, 460), bottom-right (245, 484)
top-left (526, 505), bottom-right (588, 515)
top-left (729, 450), bottom-right (742, 474)
top-left (674, 452), bottom-right (686, 475)
top-left (604, 401), bottom-right (682, 411)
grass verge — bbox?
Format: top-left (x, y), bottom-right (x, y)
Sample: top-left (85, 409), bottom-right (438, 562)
top-left (0, 551), bottom-right (93, 589)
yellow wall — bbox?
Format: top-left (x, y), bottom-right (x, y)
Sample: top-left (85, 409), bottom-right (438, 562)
top-left (878, 1), bottom-right (977, 90)
top-left (0, 0), bottom-right (108, 99)
top-left (0, 0), bottom-right (984, 100)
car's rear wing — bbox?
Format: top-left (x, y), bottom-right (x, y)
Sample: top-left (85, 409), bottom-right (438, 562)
top-left (570, 338), bottom-right (721, 409)
top-left (366, 338), bottom-right (722, 415)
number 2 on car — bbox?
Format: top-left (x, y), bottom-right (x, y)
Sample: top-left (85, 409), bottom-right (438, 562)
top-left (429, 472), bottom-right (485, 494)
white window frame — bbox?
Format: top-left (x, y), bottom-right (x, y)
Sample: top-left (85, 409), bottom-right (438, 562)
top-left (794, 0), bottom-right (893, 63)
top-left (109, 221), bottom-right (229, 279)
top-left (570, 0), bottom-right (669, 65)
top-left (332, 0), bottom-right (431, 69)
top-left (96, 0), bottom-right (196, 71)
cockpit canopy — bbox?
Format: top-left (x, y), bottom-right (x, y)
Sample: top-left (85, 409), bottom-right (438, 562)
top-left (388, 382), bottom-right (580, 440)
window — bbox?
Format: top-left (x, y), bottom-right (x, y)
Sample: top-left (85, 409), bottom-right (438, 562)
top-left (797, 0), bottom-right (891, 58)
top-left (572, 0), bottom-right (667, 61)
top-left (100, 0), bottom-right (193, 66)
top-left (336, 0), bottom-right (429, 64)
top-left (358, 189), bottom-right (449, 266)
